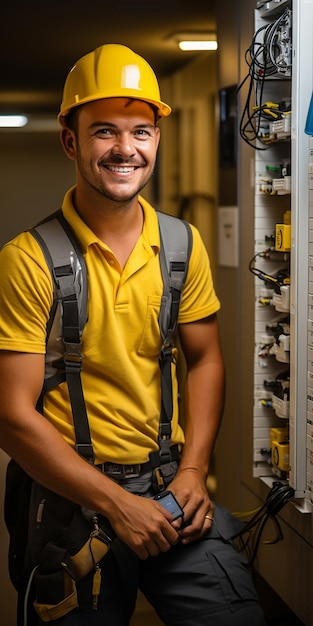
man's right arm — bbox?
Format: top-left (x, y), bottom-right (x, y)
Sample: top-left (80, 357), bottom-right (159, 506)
top-left (0, 351), bottom-right (179, 558)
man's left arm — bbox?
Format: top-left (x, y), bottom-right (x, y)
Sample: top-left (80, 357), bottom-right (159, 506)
top-left (170, 313), bottom-right (225, 543)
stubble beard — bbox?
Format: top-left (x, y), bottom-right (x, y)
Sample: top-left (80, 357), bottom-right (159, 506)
top-left (76, 149), bottom-right (155, 206)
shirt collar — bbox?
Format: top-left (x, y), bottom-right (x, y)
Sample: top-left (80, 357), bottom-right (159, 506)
top-left (61, 186), bottom-right (161, 255)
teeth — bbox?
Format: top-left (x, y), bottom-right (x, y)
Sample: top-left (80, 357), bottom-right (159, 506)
top-left (107, 165), bottom-right (135, 173)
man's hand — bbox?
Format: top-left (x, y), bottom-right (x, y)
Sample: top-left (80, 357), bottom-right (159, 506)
top-left (168, 468), bottom-right (214, 544)
top-left (107, 489), bottom-right (181, 559)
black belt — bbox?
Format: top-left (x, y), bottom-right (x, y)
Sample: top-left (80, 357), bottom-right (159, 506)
top-left (97, 444), bottom-right (181, 479)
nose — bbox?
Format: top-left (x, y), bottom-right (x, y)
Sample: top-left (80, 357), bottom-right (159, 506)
top-left (112, 132), bottom-right (136, 159)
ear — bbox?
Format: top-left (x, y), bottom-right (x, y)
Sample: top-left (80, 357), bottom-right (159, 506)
top-left (60, 128), bottom-right (77, 160)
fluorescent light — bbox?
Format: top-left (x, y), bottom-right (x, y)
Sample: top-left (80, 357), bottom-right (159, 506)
top-left (170, 31), bottom-right (218, 52)
top-left (0, 115), bottom-right (29, 128)
top-left (178, 40), bottom-right (218, 51)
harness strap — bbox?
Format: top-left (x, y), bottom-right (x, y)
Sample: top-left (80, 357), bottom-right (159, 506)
top-left (156, 213), bottom-right (192, 465)
top-left (31, 212), bottom-right (93, 463)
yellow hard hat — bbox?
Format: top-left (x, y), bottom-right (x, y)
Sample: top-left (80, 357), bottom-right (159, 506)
top-left (58, 43), bottom-right (171, 126)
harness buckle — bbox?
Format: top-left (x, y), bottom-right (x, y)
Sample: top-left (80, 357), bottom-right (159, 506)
top-left (158, 428), bottom-right (172, 464)
top-left (154, 467), bottom-right (165, 491)
top-left (64, 348), bottom-right (83, 363)
top-left (159, 342), bottom-right (173, 363)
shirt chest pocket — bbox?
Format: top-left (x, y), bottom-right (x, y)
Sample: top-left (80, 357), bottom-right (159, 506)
top-left (138, 295), bottom-right (162, 357)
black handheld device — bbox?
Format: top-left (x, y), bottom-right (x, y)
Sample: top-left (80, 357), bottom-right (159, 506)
top-left (154, 490), bottom-right (184, 521)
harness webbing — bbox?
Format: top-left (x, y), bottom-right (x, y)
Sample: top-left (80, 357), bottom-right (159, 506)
top-left (156, 212), bottom-right (192, 463)
top-left (30, 209), bottom-right (192, 469)
top-left (30, 211), bottom-right (93, 463)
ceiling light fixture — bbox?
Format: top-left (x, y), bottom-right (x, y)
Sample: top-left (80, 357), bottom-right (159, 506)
top-left (179, 40), bottom-right (218, 51)
top-left (0, 115), bottom-right (29, 128)
top-left (172, 32), bottom-right (218, 52)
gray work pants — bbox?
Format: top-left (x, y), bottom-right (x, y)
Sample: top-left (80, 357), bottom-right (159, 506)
top-left (34, 467), bottom-right (267, 626)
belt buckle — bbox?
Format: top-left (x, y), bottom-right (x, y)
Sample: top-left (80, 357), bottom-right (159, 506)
top-left (104, 462), bottom-right (123, 476)
top-left (103, 462), bottom-right (141, 479)
top-left (123, 464), bottom-right (141, 479)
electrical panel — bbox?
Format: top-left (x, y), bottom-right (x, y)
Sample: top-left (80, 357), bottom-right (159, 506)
top-left (240, 0), bottom-right (313, 510)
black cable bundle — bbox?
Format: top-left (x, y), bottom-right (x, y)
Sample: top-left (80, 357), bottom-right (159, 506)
top-left (232, 482), bottom-right (295, 565)
top-left (237, 8), bottom-right (292, 150)
top-left (248, 249), bottom-right (290, 292)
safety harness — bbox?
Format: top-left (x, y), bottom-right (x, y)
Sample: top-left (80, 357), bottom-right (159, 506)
top-left (31, 209), bottom-right (192, 475)
top-left (7, 208), bottom-right (192, 622)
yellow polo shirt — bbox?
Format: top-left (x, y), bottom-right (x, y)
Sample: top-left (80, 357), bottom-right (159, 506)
top-left (0, 188), bottom-right (220, 464)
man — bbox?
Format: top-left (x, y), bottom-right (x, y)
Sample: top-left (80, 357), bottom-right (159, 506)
top-left (0, 44), bottom-right (266, 625)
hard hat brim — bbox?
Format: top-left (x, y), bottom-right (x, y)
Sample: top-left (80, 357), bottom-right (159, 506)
top-left (58, 94), bottom-right (171, 126)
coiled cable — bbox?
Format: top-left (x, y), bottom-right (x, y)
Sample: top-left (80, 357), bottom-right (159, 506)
top-left (232, 482), bottom-right (295, 565)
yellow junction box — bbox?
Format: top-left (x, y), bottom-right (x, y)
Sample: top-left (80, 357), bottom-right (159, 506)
top-left (271, 440), bottom-right (289, 472)
top-left (270, 426), bottom-right (289, 472)
top-left (270, 426), bottom-right (289, 447)
top-left (275, 223), bottom-right (291, 251)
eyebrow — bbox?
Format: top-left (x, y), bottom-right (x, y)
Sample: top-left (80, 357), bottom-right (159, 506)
top-left (89, 121), bottom-right (156, 130)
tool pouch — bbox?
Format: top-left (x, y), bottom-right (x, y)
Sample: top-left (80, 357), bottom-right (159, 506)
top-left (28, 484), bottom-right (112, 621)
top-left (33, 533), bottom-right (110, 621)
top-left (33, 543), bottom-right (79, 621)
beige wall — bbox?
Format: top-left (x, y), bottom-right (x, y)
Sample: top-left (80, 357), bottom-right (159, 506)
top-left (214, 1), bottom-right (242, 513)
top-left (159, 52), bottom-right (218, 275)
top-left (0, 131), bottom-right (75, 246)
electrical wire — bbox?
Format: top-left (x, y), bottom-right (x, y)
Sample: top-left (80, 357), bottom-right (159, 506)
top-left (266, 9), bottom-right (292, 75)
top-left (238, 29), bottom-right (269, 150)
top-left (232, 482), bottom-right (294, 565)
top-left (248, 249), bottom-right (290, 293)
top-left (237, 8), bottom-right (292, 150)
top-left (23, 566), bottom-right (38, 626)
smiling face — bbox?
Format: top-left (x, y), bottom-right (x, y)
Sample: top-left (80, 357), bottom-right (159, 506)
top-left (61, 98), bottom-right (160, 205)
